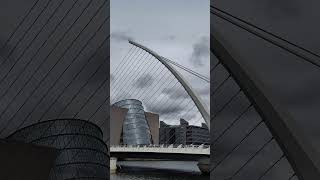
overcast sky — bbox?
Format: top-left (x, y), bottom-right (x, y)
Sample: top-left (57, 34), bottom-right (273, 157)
top-left (110, 0), bottom-right (210, 125)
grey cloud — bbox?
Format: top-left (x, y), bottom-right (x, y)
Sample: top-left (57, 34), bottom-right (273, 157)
top-left (163, 35), bottom-right (177, 41)
top-left (111, 31), bottom-right (133, 42)
top-left (147, 103), bottom-right (184, 116)
top-left (181, 112), bottom-right (198, 122)
top-left (189, 36), bottom-right (209, 67)
top-left (162, 86), bottom-right (189, 100)
top-left (134, 74), bottom-right (154, 89)
top-left (198, 86), bottom-right (210, 96)
top-left (110, 73), bottom-right (115, 82)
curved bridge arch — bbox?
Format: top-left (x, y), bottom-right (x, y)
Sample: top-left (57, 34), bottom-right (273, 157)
top-left (128, 40), bottom-right (210, 128)
top-left (211, 30), bottom-right (320, 179)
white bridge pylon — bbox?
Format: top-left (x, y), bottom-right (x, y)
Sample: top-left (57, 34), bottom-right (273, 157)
top-left (129, 40), bottom-right (210, 129)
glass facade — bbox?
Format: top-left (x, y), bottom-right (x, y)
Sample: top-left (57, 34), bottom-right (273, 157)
top-left (7, 119), bottom-right (108, 180)
top-left (113, 99), bottom-right (151, 145)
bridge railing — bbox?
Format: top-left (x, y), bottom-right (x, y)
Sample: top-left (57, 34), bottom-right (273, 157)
top-left (110, 144), bottom-right (210, 155)
top-left (111, 144), bottom-right (210, 149)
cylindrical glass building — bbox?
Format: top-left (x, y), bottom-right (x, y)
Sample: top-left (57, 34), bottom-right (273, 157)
top-left (113, 99), bottom-right (151, 145)
top-left (7, 119), bottom-right (108, 180)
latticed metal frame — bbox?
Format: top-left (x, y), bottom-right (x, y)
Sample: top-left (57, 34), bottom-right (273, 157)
top-left (113, 99), bottom-right (152, 145)
top-left (7, 119), bottom-right (108, 180)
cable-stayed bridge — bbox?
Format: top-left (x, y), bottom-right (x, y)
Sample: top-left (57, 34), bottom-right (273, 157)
top-left (110, 39), bottom-right (211, 173)
top-left (111, 7), bottom-right (320, 179)
top-left (111, 40), bottom-right (210, 129)
top-left (110, 144), bottom-right (209, 161)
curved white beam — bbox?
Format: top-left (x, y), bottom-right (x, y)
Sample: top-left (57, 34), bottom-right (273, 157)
top-left (212, 30), bottom-right (320, 179)
top-left (129, 40), bottom-right (210, 128)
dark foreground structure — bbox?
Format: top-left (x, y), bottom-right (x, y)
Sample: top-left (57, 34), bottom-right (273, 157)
top-left (7, 119), bottom-right (108, 179)
top-left (0, 0), bottom-right (109, 179)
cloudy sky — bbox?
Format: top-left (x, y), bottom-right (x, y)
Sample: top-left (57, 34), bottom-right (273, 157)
top-left (110, 0), bottom-right (210, 125)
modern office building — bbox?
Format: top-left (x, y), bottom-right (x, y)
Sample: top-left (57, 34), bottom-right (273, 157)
top-left (160, 119), bottom-right (210, 145)
top-left (110, 99), bottom-right (159, 145)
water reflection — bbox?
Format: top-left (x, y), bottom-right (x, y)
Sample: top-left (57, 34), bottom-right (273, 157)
top-left (111, 161), bottom-right (209, 180)
top-left (111, 173), bottom-right (209, 180)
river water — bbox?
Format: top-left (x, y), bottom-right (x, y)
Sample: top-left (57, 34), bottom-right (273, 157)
top-left (110, 161), bottom-right (209, 180)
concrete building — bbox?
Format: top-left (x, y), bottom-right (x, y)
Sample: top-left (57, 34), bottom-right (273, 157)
top-left (110, 99), bottom-right (159, 145)
top-left (160, 119), bottom-right (209, 145)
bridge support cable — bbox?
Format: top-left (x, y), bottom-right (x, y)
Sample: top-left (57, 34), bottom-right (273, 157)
top-left (212, 89), bottom-right (242, 117)
top-left (5, 43), bottom-right (108, 137)
top-left (211, 62), bottom-right (221, 72)
top-left (129, 40), bottom-right (210, 127)
top-left (89, 97), bottom-right (110, 122)
top-left (147, 82), bottom-right (196, 127)
top-left (116, 55), bottom-right (164, 100)
top-left (0, 5), bottom-right (109, 135)
top-left (211, 119), bottom-right (263, 171)
top-left (212, 104), bottom-right (253, 143)
top-left (0, 0), bottom-right (41, 51)
top-left (161, 57), bottom-right (209, 83)
top-left (110, 48), bottom-right (144, 95)
top-left (211, 74), bottom-right (231, 96)
top-left (139, 71), bottom-right (181, 104)
top-left (36, 46), bottom-right (109, 122)
top-left (111, 46), bottom-right (138, 82)
top-left (112, 55), bottom-right (161, 102)
top-left (0, 0), bottom-right (105, 108)
top-left (0, 0), bottom-right (52, 68)
top-left (0, 0), bottom-right (96, 103)
top-left (111, 52), bottom-right (156, 101)
top-left (111, 52), bottom-right (154, 100)
top-left (59, 67), bottom-right (108, 119)
top-left (211, 30), bottom-right (320, 179)
top-left (227, 137), bottom-right (275, 179)
top-left (288, 174), bottom-right (297, 180)
top-left (139, 71), bottom-right (177, 103)
top-left (211, 6), bottom-right (320, 63)
top-left (126, 66), bottom-right (200, 142)
top-left (128, 61), bottom-right (167, 99)
top-left (14, 41), bottom-right (108, 130)
top-left (256, 154), bottom-right (285, 180)
top-left (0, 15), bottom-right (109, 134)
top-left (0, 0), bottom-right (71, 87)
top-left (111, 41), bottom-right (209, 145)
top-left (152, 87), bottom-right (196, 124)
top-left (69, 79), bottom-right (108, 120)
top-left (111, 46), bottom-right (134, 77)
top-left (112, 42), bottom-right (208, 132)
top-left (112, 49), bottom-right (147, 92)
top-left (211, 6), bottom-right (320, 69)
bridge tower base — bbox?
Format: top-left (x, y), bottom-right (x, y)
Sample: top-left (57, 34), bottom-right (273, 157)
top-left (110, 157), bottom-right (117, 173)
top-left (197, 158), bottom-right (210, 174)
